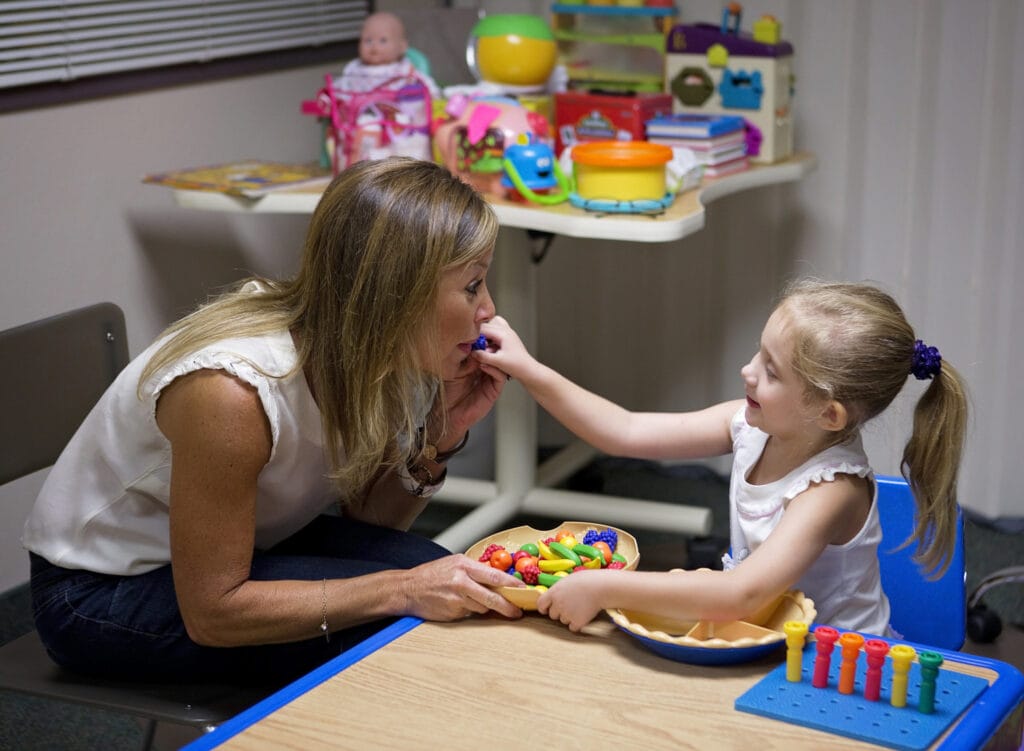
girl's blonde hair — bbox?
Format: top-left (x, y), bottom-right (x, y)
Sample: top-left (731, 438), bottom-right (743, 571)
top-left (777, 279), bottom-right (968, 577)
top-left (141, 157), bottom-right (499, 502)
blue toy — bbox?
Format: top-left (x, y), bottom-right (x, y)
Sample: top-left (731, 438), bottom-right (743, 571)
top-left (718, 69), bottom-right (763, 109)
top-left (736, 641), bottom-right (990, 750)
top-left (471, 334), bottom-right (488, 351)
top-left (501, 134), bottom-right (571, 205)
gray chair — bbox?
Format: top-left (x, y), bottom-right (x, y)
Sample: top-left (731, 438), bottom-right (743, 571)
top-left (0, 303), bottom-right (269, 750)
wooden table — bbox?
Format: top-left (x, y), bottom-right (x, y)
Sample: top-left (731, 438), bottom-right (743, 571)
top-left (182, 614), bottom-right (1023, 750)
top-left (167, 154), bottom-right (817, 552)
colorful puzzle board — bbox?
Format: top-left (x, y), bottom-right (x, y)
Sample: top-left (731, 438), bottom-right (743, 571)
top-left (735, 644), bottom-right (989, 750)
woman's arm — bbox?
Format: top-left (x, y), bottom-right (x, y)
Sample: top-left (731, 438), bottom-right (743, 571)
top-left (476, 316), bottom-right (740, 461)
top-left (538, 475), bottom-right (869, 631)
top-left (158, 369), bottom-right (520, 648)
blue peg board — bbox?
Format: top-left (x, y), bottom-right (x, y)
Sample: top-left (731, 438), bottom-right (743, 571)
top-left (735, 645), bottom-right (989, 750)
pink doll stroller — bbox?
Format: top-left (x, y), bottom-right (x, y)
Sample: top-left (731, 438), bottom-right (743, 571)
top-left (302, 70), bottom-right (433, 174)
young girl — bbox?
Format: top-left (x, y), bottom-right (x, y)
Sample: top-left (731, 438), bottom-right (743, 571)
top-left (475, 279), bottom-right (968, 635)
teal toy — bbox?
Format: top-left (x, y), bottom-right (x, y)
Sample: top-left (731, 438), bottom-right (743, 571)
top-left (500, 135), bottom-right (571, 205)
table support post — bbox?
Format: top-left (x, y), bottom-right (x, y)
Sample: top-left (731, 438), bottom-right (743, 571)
top-left (493, 227), bottom-right (537, 502)
top-left (431, 227), bottom-right (535, 550)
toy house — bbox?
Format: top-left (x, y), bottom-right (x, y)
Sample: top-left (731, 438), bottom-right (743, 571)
top-left (663, 12), bottom-right (794, 163)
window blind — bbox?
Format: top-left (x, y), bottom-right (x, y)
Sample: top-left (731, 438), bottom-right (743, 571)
top-left (0, 0), bottom-right (368, 90)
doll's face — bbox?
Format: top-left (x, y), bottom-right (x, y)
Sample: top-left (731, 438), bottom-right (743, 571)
top-left (359, 13), bottom-right (407, 66)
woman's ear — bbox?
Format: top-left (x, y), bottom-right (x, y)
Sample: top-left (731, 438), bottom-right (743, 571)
top-left (817, 400), bottom-right (848, 432)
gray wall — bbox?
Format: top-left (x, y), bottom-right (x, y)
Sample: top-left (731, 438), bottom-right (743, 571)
top-left (2, 0), bottom-right (1021, 592)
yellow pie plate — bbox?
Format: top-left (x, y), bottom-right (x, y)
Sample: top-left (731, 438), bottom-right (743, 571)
top-left (607, 588), bottom-right (817, 665)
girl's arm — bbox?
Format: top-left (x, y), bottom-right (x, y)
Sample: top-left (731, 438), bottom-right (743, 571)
top-left (158, 369), bottom-right (521, 649)
top-left (538, 475), bottom-right (868, 631)
top-left (475, 316), bottom-right (739, 461)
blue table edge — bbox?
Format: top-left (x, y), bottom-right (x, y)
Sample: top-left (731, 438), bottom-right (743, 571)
top-left (182, 617), bottom-right (1024, 750)
top-left (181, 616), bottom-right (424, 750)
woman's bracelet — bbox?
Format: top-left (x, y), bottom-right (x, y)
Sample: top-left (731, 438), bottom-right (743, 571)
top-left (398, 460), bottom-right (448, 498)
top-left (320, 578), bottom-right (330, 644)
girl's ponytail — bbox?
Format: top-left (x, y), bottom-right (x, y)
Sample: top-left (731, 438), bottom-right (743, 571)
top-left (900, 355), bottom-right (968, 578)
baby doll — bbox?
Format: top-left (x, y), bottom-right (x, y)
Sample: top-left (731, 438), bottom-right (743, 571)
top-left (337, 11), bottom-right (439, 96)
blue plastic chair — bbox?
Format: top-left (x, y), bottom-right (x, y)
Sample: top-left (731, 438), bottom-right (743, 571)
top-left (876, 474), bottom-right (966, 650)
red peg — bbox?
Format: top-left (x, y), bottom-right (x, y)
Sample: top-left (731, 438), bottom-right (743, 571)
top-left (812, 625), bottom-right (840, 688)
top-left (863, 639), bottom-right (890, 701)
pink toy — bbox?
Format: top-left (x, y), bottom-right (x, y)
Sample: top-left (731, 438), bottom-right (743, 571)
top-left (863, 639), bottom-right (890, 701)
top-left (301, 71), bottom-right (433, 175)
top-left (811, 625), bottom-right (839, 688)
top-left (432, 96), bottom-right (551, 196)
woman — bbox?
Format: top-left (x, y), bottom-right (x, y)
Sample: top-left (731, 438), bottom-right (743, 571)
top-left (23, 158), bottom-right (522, 685)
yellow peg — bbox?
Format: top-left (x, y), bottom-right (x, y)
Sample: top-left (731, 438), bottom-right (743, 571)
top-left (783, 621), bottom-right (808, 682)
top-left (889, 644), bottom-right (917, 708)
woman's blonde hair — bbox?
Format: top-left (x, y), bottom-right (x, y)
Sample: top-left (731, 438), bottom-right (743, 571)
top-left (777, 279), bottom-right (968, 577)
top-left (141, 157), bottom-right (498, 501)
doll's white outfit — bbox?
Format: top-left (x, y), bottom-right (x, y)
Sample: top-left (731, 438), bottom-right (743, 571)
top-left (722, 409), bottom-right (892, 636)
top-left (336, 58), bottom-right (439, 96)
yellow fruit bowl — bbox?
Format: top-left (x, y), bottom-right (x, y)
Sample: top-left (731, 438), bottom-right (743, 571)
top-left (465, 521), bottom-right (639, 610)
top-left (607, 588), bottom-right (817, 665)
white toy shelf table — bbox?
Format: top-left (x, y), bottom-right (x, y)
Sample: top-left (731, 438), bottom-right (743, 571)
top-left (168, 152), bottom-right (817, 552)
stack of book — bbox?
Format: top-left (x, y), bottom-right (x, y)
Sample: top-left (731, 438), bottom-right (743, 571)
top-left (644, 113), bottom-right (749, 178)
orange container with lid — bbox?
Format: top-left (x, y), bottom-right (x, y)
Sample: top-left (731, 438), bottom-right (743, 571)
top-left (571, 141), bottom-right (672, 201)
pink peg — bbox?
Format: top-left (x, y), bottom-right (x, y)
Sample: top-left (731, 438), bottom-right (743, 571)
top-left (812, 625), bottom-right (840, 688)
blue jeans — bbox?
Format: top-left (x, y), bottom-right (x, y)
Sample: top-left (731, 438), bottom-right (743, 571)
top-left (29, 515), bottom-right (450, 686)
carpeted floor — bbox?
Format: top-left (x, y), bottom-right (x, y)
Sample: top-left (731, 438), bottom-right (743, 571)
top-left (2, 458), bottom-right (1021, 749)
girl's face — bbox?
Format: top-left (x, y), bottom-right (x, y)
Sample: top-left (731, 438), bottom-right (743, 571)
top-left (740, 307), bottom-right (819, 438)
top-left (421, 249), bottom-right (496, 380)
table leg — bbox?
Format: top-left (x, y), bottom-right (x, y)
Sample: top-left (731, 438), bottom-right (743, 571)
top-left (432, 227), bottom-right (535, 549)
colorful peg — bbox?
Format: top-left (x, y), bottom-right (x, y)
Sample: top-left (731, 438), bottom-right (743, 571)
top-left (783, 620), bottom-right (808, 682)
top-left (837, 632), bottom-right (865, 695)
top-left (863, 639), bottom-right (890, 701)
top-left (812, 625), bottom-right (839, 688)
top-left (890, 644), bottom-right (917, 708)
top-left (917, 650), bottom-right (944, 714)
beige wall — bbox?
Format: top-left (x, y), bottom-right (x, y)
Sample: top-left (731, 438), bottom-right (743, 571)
top-left (2, 0), bottom-right (1021, 591)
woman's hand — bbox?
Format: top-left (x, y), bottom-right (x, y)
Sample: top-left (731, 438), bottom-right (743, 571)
top-left (436, 353), bottom-right (506, 440)
top-left (403, 554), bottom-right (524, 621)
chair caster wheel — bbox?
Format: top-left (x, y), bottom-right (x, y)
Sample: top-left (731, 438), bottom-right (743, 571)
top-left (967, 603), bottom-right (1003, 643)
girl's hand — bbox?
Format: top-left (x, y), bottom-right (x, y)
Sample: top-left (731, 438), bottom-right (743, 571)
top-left (536, 570), bottom-right (607, 632)
top-left (473, 316), bottom-right (536, 383)
top-left (403, 554), bottom-right (524, 621)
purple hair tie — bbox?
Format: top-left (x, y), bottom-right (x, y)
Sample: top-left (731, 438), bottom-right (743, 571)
top-left (911, 340), bottom-right (942, 380)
